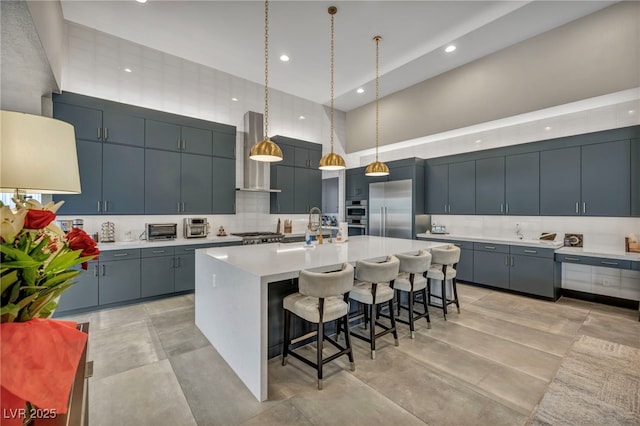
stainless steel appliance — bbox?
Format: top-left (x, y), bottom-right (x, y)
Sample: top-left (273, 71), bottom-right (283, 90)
top-left (146, 223), bottom-right (177, 241)
top-left (346, 200), bottom-right (367, 236)
top-left (184, 218), bottom-right (209, 238)
top-left (231, 231), bottom-right (284, 245)
top-left (369, 179), bottom-right (413, 239)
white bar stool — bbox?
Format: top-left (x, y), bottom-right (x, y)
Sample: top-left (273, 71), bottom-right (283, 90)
top-left (348, 256), bottom-right (400, 359)
top-left (281, 263), bottom-right (355, 390)
top-left (393, 250), bottom-right (432, 338)
top-left (426, 245), bottom-right (461, 320)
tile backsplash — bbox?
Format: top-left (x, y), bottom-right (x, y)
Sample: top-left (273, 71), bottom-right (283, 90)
top-left (431, 214), bottom-right (639, 253)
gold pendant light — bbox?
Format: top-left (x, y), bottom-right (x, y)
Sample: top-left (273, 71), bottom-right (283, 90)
top-left (319, 6), bottom-right (346, 171)
top-left (365, 35), bottom-right (389, 177)
top-left (250, 0), bottom-right (283, 162)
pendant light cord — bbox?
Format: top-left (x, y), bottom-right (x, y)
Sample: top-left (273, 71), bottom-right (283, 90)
top-left (329, 7), bottom-right (336, 153)
top-left (264, 0), bottom-right (270, 139)
top-left (375, 36), bottom-right (380, 162)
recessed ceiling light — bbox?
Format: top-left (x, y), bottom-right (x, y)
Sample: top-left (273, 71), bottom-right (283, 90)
top-left (356, 88), bottom-right (364, 94)
top-left (628, 109), bottom-right (636, 114)
top-left (136, 0), bottom-right (147, 3)
top-left (445, 44), bottom-right (456, 53)
top-left (231, 97), bottom-right (238, 102)
top-left (280, 55), bottom-right (290, 62)
top-left (475, 139), bottom-right (482, 144)
top-left (299, 115), bottom-right (306, 120)
top-left (545, 126), bottom-right (552, 131)
top-left (124, 68), bottom-right (132, 73)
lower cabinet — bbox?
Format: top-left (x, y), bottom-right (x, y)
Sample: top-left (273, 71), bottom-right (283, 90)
top-left (174, 245), bottom-right (197, 292)
top-left (56, 261), bottom-right (100, 312)
top-left (98, 250), bottom-right (141, 305)
top-left (473, 244), bottom-right (510, 290)
top-left (141, 247), bottom-right (176, 297)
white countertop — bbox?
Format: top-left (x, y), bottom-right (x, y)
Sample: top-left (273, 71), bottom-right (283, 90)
top-left (416, 233), bottom-right (563, 249)
top-left (97, 235), bottom-right (243, 251)
top-left (201, 235), bottom-right (448, 280)
top-left (555, 246), bottom-right (640, 262)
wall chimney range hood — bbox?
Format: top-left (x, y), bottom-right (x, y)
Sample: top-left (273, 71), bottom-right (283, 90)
top-left (236, 111), bottom-right (281, 193)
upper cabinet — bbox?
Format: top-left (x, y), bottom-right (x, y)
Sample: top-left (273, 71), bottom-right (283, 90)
top-left (52, 92), bottom-right (236, 215)
top-left (425, 160), bottom-right (474, 214)
top-left (475, 157), bottom-right (504, 215)
top-left (505, 152), bottom-right (539, 215)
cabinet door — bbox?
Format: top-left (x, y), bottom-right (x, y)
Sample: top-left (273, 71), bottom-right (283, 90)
top-left (294, 168), bottom-right (319, 213)
top-left (181, 153), bottom-right (213, 214)
top-left (174, 247), bottom-right (196, 292)
top-left (102, 144), bottom-right (145, 214)
top-left (145, 119), bottom-right (181, 152)
top-left (475, 157), bottom-right (505, 215)
top-left (308, 148), bottom-right (322, 169)
top-left (540, 147), bottom-right (580, 215)
top-left (346, 169), bottom-right (367, 200)
top-left (55, 262), bottom-right (99, 313)
top-left (272, 140), bottom-right (295, 167)
top-left (456, 247), bottom-right (474, 283)
top-left (294, 146), bottom-right (309, 168)
top-left (581, 140), bottom-right (630, 216)
top-left (212, 157), bottom-right (236, 214)
top-left (54, 103), bottom-right (102, 142)
top-left (102, 110), bottom-right (144, 147)
top-left (425, 163), bottom-right (448, 214)
top-left (145, 149), bottom-right (181, 213)
top-left (141, 256), bottom-right (175, 297)
top-left (271, 165), bottom-right (295, 213)
top-left (212, 132), bottom-right (236, 159)
top-left (99, 258), bottom-right (141, 305)
top-left (506, 152), bottom-right (539, 215)
top-left (307, 168), bottom-right (322, 212)
top-left (54, 140), bottom-right (102, 215)
top-left (509, 255), bottom-right (554, 298)
top-left (389, 165), bottom-right (414, 181)
top-left (322, 178), bottom-right (339, 214)
top-left (473, 251), bottom-right (509, 289)
top-left (182, 126), bottom-right (213, 156)
top-left (632, 138), bottom-right (640, 217)
top-left (448, 161), bottom-right (475, 214)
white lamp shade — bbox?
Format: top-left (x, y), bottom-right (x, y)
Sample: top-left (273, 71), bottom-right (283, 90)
top-left (0, 110), bottom-right (81, 194)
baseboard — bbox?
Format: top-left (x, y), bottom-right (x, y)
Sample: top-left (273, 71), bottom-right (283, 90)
top-left (561, 288), bottom-right (639, 310)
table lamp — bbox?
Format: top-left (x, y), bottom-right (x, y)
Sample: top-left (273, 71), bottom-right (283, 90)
top-left (0, 110), bottom-right (81, 202)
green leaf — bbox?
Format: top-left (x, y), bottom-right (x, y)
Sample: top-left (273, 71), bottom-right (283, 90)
top-left (8, 281), bottom-right (21, 304)
top-left (1, 244), bottom-right (41, 263)
top-left (45, 249), bottom-right (83, 273)
top-left (15, 292), bottom-right (39, 309)
top-left (21, 266), bottom-right (37, 286)
top-left (1, 269), bottom-right (18, 294)
top-left (40, 270), bottom-right (79, 288)
top-left (0, 260), bottom-right (41, 268)
top-left (0, 303), bottom-right (19, 322)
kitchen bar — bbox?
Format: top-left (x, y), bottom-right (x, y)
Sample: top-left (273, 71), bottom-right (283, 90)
top-left (194, 235), bottom-right (448, 401)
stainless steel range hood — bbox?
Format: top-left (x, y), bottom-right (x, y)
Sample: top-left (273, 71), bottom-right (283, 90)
top-left (236, 111), bottom-right (281, 193)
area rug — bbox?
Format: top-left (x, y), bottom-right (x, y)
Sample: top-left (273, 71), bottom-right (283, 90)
top-left (529, 335), bottom-right (640, 425)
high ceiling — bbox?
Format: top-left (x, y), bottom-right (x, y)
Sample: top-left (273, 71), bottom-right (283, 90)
top-left (60, 1), bottom-right (617, 112)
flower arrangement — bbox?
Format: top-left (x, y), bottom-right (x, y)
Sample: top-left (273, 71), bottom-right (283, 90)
top-left (0, 199), bottom-right (99, 323)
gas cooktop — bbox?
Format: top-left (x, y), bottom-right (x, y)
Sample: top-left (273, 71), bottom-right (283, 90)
top-left (231, 232), bottom-right (284, 244)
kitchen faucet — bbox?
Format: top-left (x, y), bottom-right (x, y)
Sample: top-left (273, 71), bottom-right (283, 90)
top-left (516, 223), bottom-right (524, 240)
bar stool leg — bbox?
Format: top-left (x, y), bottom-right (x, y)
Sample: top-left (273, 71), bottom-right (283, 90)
top-left (408, 289), bottom-right (415, 339)
top-left (421, 288), bottom-right (431, 329)
top-left (389, 299), bottom-right (399, 346)
top-left (282, 309), bottom-right (291, 366)
top-left (452, 277), bottom-right (461, 313)
top-left (317, 322), bottom-right (324, 390)
top-left (396, 289), bottom-right (401, 316)
top-left (369, 304), bottom-right (376, 359)
top-left (441, 278), bottom-right (448, 320)
top-left (342, 314), bottom-right (356, 371)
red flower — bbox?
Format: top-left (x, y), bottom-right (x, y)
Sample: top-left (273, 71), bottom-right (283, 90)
top-left (66, 228), bottom-right (99, 269)
top-left (23, 209), bottom-right (56, 229)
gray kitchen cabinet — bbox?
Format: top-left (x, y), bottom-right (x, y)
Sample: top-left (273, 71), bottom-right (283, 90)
top-left (141, 248), bottom-right (175, 297)
top-left (182, 153), bottom-right (213, 214)
top-left (54, 140), bottom-right (102, 215)
top-left (55, 261), bottom-right (100, 313)
top-left (294, 145), bottom-right (322, 168)
top-left (472, 244), bottom-right (510, 290)
top-left (98, 250), bottom-right (141, 305)
top-left (581, 139), bottom-right (630, 216)
top-left (54, 102), bottom-right (145, 147)
top-left (540, 147), bottom-right (581, 215)
top-left (475, 157), bottom-right (505, 215)
top-left (174, 246), bottom-right (198, 292)
top-left (416, 237), bottom-right (473, 282)
top-left (212, 132), bottom-right (236, 159)
top-left (505, 152), bottom-right (540, 215)
top-left (212, 157), bottom-right (236, 214)
top-left (448, 161), bottom-right (475, 214)
top-left (145, 149), bottom-right (181, 214)
top-left (270, 137), bottom-right (296, 167)
top-left (509, 254), bottom-right (555, 298)
top-left (145, 119), bottom-right (213, 156)
top-left (271, 165), bottom-right (295, 213)
top-left (294, 167), bottom-right (322, 213)
top-left (425, 163), bottom-right (448, 214)
top-left (101, 143), bottom-right (145, 214)
top-left (346, 168), bottom-right (368, 201)
top-left (322, 177), bottom-right (339, 214)
top-left (632, 139), bottom-right (640, 216)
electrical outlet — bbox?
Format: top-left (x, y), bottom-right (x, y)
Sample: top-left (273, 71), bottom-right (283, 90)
top-left (602, 278), bottom-right (612, 287)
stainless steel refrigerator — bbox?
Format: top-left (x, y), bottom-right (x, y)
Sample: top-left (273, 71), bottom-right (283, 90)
top-left (369, 179), bottom-right (413, 239)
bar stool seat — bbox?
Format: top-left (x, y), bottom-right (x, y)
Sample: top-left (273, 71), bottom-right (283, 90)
top-left (282, 263), bottom-right (355, 390)
top-left (392, 250), bottom-right (432, 338)
top-left (347, 255), bottom-right (400, 359)
top-left (426, 264), bottom-right (457, 281)
top-left (426, 245), bottom-right (461, 320)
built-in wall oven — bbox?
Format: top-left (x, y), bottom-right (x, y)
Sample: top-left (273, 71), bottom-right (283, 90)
top-left (346, 200), bottom-right (367, 236)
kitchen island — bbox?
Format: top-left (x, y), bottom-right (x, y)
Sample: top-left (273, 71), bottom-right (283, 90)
top-left (194, 235), bottom-right (448, 401)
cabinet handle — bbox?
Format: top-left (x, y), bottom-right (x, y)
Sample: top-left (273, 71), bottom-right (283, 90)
top-left (182, 202), bottom-right (185, 212)
top-left (177, 138), bottom-right (181, 150)
top-left (448, 204), bottom-right (451, 213)
top-left (485, 246), bottom-right (496, 250)
top-left (113, 253), bottom-right (129, 257)
top-left (97, 127), bottom-right (102, 140)
top-left (510, 256), bottom-right (514, 266)
top-left (94, 264), bottom-right (99, 277)
top-left (177, 203), bottom-right (181, 212)
top-left (575, 202), bottom-right (579, 214)
top-left (103, 201), bottom-right (108, 212)
top-left (182, 139), bottom-right (186, 150)
top-left (601, 261), bottom-right (619, 266)
top-left (97, 201), bottom-right (101, 213)
top-left (101, 264), bottom-right (106, 276)
top-left (104, 127), bottom-right (108, 141)
top-left (523, 249), bottom-right (537, 254)
top-left (500, 203), bottom-right (504, 213)
top-left (506, 203), bottom-right (509, 214)
top-left (564, 257), bottom-right (581, 262)
top-left (152, 250), bottom-right (166, 254)
top-left (444, 204), bottom-right (447, 213)
top-left (505, 255), bottom-right (508, 266)
top-left (582, 202), bottom-right (586, 214)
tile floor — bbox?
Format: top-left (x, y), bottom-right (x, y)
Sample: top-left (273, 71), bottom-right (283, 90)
top-left (60, 284), bottom-right (640, 426)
